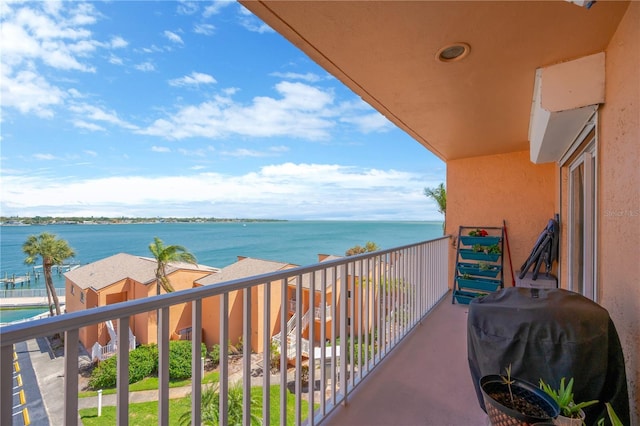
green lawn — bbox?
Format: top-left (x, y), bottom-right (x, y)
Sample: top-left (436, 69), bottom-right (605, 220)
top-left (79, 371), bottom-right (220, 398)
top-left (79, 385), bottom-right (315, 425)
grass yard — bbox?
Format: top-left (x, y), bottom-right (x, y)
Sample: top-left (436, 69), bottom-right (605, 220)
top-left (80, 385), bottom-right (316, 425)
top-left (79, 371), bottom-right (220, 398)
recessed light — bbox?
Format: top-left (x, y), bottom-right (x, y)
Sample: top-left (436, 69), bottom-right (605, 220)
top-left (436, 43), bottom-right (471, 63)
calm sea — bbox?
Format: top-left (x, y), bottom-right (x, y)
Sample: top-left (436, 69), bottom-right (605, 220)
top-left (0, 221), bottom-right (443, 292)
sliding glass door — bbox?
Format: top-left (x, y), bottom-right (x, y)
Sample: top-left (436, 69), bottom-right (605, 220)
top-left (567, 129), bottom-right (597, 300)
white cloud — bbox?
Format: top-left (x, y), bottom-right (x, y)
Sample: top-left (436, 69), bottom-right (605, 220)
top-left (0, 163), bottom-right (439, 220)
top-left (270, 72), bottom-right (322, 83)
top-left (139, 81), bottom-right (336, 140)
top-left (108, 54), bottom-right (124, 65)
top-left (1, 67), bottom-right (65, 117)
top-left (109, 36), bottom-right (128, 49)
top-left (32, 153), bottom-right (57, 160)
top-left (341, 112), bottom-right (393, 134)
top-left (152, 146), bottom-right (171, 153)
top-left (163, 30), bottom-right (184, 44)
top-left (237, 5), bottom-right (273, 34)
top-left (203, 1), bottom-right (233, 18)
top-left (69, 103), bottom-right (138, 130)
top-left (72, 120), bottom-right (105, 132)
top-left (168, 72), bottom-right (216, 87)
top-left (135, 61), bottom-right (155, 72)
top-left (177, 1), bottom-right (199, 15)
top-left (194, 23), bottom-right (215, 35)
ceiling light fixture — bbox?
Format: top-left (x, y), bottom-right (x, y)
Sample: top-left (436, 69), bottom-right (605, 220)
top-left (436, 43), bottom-right (471, 63)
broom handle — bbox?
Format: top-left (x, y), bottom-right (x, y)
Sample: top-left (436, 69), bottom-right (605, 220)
top-left (503, 219), bottom-right (516, 286)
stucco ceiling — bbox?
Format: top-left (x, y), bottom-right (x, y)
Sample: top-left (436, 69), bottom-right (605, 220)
top-left (240, 1), bottom-right (629, 161)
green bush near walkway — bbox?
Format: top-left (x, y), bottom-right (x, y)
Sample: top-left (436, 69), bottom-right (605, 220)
top-left (88, 342), bottom-right (207, 389)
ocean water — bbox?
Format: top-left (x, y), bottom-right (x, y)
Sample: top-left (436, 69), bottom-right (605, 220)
top-left (0, 221), bottom-right (444, 292)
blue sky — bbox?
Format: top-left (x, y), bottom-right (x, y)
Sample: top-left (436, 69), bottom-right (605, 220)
top-left (1, 1), bottom-right (445, 221)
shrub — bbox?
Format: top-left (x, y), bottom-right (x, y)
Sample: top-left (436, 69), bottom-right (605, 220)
top-left (168, 340), bottom-right (207, 380)
top-left (129, 344), bottom-right (158, 383)
top-left (210, 344), bottom-right (220, 366)
top-left (88, 342), bottom-right (206, 388)
top-left (88, 357), bottom-right (117, 389)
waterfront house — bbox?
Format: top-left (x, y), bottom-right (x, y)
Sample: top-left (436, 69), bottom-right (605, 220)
top-left (64, 253), bottom-right (219, 351)
top-left (194, 256), bottom-right (298, 352)
top-left (2, 2), bottom-right (637, 425)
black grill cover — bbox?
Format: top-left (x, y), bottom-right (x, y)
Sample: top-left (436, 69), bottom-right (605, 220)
top-left (468, 288), bottom-right (629, 425)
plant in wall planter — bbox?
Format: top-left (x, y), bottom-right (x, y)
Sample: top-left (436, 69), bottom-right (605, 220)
top-left (481, 365), bottom-right (560, 426)
top-left (539, 378), bottom-right (598, 426)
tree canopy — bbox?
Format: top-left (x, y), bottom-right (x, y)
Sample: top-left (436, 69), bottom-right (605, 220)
top-left (23, 232), bottom-right (75, 316)
top-left (148, 237), bottom-right (197, 293)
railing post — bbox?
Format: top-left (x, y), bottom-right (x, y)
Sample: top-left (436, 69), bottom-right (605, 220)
top-left (340, 263), bottom-right (348, 405)
top-left (64, 328), bottom-right (79, 426)
top-left (219, 293), bottom-right (229, 426)
top-left (262, 281), bottom-right (271, 424)
top-left (116, 316), bottom-right (130, 425)
top-left (158, 307), bottom-right (169, 425)
top-left (191, 299), bottom-right (202, 426)
top-left (243, 288), bottom-right (251, 426)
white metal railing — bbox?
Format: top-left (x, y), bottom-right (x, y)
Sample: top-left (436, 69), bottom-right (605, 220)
top-left (0, 237), bottom-right (449, 426)
top-left (315, 304), bottom-right (332, 320)
top-left (0, 287), bottom-right (66, 298)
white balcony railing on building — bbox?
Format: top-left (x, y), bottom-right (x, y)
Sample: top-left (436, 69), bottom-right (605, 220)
top-left (315, 304), bottom-right (332, 320)
top-left (0, 237), bottom-right (449, 426)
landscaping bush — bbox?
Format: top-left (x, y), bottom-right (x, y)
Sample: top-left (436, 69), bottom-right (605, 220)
top-left (210, 344), bottom-right (220, 366)
top-left (88, 342), bottom-right (206, 388)
top-left (129, 344), bottom-right (158, 383)
top-left (88, 356), bottom-right (117, 389)
top-left (168, 340), bottom-right (207, 380)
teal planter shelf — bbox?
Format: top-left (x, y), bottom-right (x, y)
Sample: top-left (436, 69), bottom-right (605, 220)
top-left (460, 236), bottom-right (501, 246)
top-left (453, 226), bottom-right (504, 305)
top-left (459, 249), bottom-right (500, 262)
top-left (456, 277), bottom-right (501, 292)
top-left (453, 290), bottom-right (485, 305)
top-left (457, 262), bottom-right (501, 278)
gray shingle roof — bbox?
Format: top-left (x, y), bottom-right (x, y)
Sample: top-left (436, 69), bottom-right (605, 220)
top-left (65, 252), bottom-right (218, 291)
top-left (196, 257), bottom-right (295, 286)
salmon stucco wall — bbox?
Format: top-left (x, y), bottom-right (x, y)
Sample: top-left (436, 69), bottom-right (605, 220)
top-left (447, 151), bottom-right (556, 287)
top-left (599, 2), bottom-right (640, 422)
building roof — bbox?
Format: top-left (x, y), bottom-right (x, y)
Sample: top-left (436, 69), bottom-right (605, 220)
top-left (195, 257), bottom-right (296, 286)
top-left (65, 252), bottom-right (218, 291)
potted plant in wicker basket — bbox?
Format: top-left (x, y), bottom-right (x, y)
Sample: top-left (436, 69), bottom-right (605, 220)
top-left (481, 366), bottom-right (560, 426)
top-left (539, 377), bottom-right (598, 426)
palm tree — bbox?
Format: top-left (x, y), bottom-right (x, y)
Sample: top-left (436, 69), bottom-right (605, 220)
top-left (424, 183), bottom-right (447, 233)
top-left (23, 233), bottom-right (75, 316)
top-left (345, 241), bottom-right (380, 256)
top-left (148, 237), bottom-right (197, 294)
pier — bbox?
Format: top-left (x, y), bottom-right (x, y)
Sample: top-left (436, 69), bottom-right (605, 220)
top-left (0, 263), bottom-right (79, 289)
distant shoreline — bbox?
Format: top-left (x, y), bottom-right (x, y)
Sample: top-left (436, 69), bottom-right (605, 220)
top-left (0, 217), bottom-right (287, 226)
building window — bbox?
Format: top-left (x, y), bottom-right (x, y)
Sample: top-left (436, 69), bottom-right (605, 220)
top-left (564, 125), bottom-right (597, 301)
top-left (80, 291), bottom-right (85, 304)
top-left (70, 285), bottom-right (75, 296)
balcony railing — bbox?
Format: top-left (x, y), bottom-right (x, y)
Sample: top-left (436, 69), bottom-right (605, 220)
top-left (0, 236), bottom-right (449, 425)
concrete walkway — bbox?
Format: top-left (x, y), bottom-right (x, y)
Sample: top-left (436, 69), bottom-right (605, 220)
top-left (1, 296), bottom-right (66, 308)
top-left (77, 386), bottom-right (193, 410)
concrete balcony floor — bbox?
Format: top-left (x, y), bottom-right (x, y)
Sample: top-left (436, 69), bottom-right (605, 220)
top-left (323, 292), bottom-right (489, 426)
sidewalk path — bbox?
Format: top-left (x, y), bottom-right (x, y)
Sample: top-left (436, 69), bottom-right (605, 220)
top-left (77, 386), bottom-right (193, 410)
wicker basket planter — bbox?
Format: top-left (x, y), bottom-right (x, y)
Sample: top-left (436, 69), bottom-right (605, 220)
top-left (480, 375), bottom-right (559, 426)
